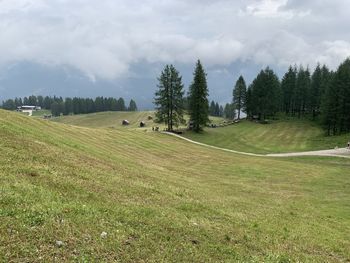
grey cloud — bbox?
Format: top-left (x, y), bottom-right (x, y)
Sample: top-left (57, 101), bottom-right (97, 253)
top-left (0, 0), bottom-right (349, 82)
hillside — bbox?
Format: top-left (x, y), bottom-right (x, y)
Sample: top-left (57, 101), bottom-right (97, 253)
top-left (183, 118), bottom-right (350, 154)
top-left (1, 109), bottom-right (350, 262)
top-left (52, 111), bottom-right (224, 129)
top-left (52, 111), bottom-right (157, 129)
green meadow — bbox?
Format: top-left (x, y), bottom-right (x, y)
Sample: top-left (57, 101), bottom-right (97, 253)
top-left (1, 110), bottom-right (350, 262)
top-left (183, 118), bottom-right (350, 154)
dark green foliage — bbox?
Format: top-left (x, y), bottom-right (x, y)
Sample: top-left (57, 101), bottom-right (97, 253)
top-left (154, 64), bottom-right (185, 131)
top-left (246, 67), bottom-right (281, 120)
top-left (321, 59), bottom-right (350, 135)
top-left (233, 75), bottom-right (247, 119)
top-left (188, 60), bottom-right (209, 132)
top-left (224, 103), bottom-right (235, 119)
top-left (281, 66), bottom-right (297, 115)
top-left (51, 101), bottom-right (64, 117)
top-left (209, 100), bottom-right (223, 117)
top-left (117, 97), bottom-right (126, 111)
top-left (63, 98), bottom-right (73, 115)
top-left (2, 94), bottom-right (136, 116)
top-left (210, 101), bottom-right (216, 116)
top-left (128, 99), bottom-right (138, 111)
top-left (1, 99), bottom-right (16, 110)
top-left (310, 64), bottom-right (322, 119)
top-left (295, 66), bottom-right (311, 118)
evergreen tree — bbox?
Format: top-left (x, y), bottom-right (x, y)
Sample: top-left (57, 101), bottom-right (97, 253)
top-left (249, 67), bottom-right (280, 120)
top-left (219, 105), bottom-right (224, 117)
top-left (295, 66), bottom-right (311, 117)
top-left (209, 100), bottom-right (216, 116)
top-left (51, 101), bottom-right (64, 117)
top-left (28, 95), bottom-right (37, 106)
top-left (310, 64), bottom-right (323, 119)
top-left (128, 99), bottom-right (137, 111)
top-left (117, 97), bottom-right (126, 111)
top-left (188, 60), bottom-right (209, 132)
top-left (64, 97), bottom-right (73, 115)
top-left (245, 85), bottom-right (254, 119)
top-left (281, 66), bottom-right (297, 115)
top-left (215, 102), bottom-right (220, 116)
top-left (37, 96), bottom-right (44, 108)
top-left (43, 96), bottom-right (52, 109)
top-left (224, 103), bottom-right (235, 119)
top-left (154, 64), bottom-right (185, 131)
top-left (233, 75), bottom-right (247, 119)
top-left (2, 99), bottom-right (16, 110)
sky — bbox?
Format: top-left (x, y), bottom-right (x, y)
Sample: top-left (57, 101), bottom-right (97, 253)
top-left (0, 0), bottom-right (349, 108)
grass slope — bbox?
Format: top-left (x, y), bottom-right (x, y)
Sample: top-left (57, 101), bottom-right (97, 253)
top-left (183, 119), bottom-right (350, 154)
top-left (1, 109), bottom-right (350, 262)
top-left (52, 111), bottom-right (157, 129)
top-left (52, 111), bottom-right (224, 130)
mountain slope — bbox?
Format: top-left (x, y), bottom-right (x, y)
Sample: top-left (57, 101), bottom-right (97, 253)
top-left (183, 119), bottom-right (350, 154)
top-left (1, 110), bottom-right (349, 262)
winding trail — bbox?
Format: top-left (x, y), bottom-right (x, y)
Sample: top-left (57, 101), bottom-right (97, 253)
top-left (163, 132), bottom-right (350, 159)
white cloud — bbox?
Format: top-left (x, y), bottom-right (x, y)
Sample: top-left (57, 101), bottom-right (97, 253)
top-left (0, 0), bottom-right (349, 80)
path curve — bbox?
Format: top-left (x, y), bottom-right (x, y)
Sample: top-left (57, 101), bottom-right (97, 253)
top-left (163, 132), bottom-right (350, 159)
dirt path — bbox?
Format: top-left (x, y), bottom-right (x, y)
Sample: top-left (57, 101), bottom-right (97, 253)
top-left (164, 132), bottom-right (350, 159)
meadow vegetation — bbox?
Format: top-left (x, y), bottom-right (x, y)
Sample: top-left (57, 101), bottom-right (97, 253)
top-left (184, 118), bottom-right (350, 154)
top-left (1, 109), bottom-right (350, 262)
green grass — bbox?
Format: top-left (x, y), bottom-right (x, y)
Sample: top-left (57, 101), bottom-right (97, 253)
top-left (52, 111), bottom-right (224, 130)
top-left (183, 118), bottom-right (350, 154)
top-left (1, 109), bottom-right (350, 262)
top-left (31, 109), bottom-right (51, 117)
top-left (52, 111), bottom-right (157, 129)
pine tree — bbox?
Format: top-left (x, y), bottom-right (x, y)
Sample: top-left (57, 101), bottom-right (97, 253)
top-left (281, 66), bottom-right (297, 115)
top-left (249, 67), bottom-right (280, 120)
top-left (224, 103), bottom-right (235, 119)
top-left (64, 98), bottom-right (73, 115)
top-left (295, 66), bottom-right (311, 118)
top-left (233, 75), bottom-right (247, 119)
top-left (154, 64), bottom-right (185, 131)
top-left (209, 100), bottom-right (216, 116)
top-left (215, 102), bottom-right (220, 116)
top-left (117, 97), bottom-right (126, 111)
top-left (188, 60), bottom-right (209, 132)
top-left (310, 64), bottom-right (323, 119)
top-left (128, 99), bottom-right (137, 111)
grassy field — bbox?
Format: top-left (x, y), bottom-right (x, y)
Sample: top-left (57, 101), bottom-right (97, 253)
top-left (52, 111), bottom-right (157, 129)
top-left (31, 109), bottom-right (51, 117)
top-left (52, 111), bottom-right (224, 130)
top-left (1, 109), bottom-right (350, 262)
top-left (183, 118), bottom-right (350, 154)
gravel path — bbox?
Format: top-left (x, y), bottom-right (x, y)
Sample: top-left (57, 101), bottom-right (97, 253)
top-left (164, 132), bottom-right (350, 159)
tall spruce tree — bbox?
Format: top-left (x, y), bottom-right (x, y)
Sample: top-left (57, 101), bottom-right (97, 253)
top-left (233, 75), bottom-right (247, 119)
top-left (188, 60), bottom-right (209, 132)
top-left (281, 66), bottom-right (297, 115)
top-left (224, 103), bottom-right (235, 119)
top-left (249, 67), bottom-right (280, 120)
top-left (310, 64), bottom-right (322, 119)
top-left (209, 100), bottom-right (216, 116)
top-left (295, 66), bottom-right (311, 118)
top-left (154, 64), bottom-right (185, 131)
top-left (128, 99), bottom-right (137, 111)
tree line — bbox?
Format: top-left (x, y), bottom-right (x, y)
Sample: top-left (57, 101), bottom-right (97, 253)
top-left (154, 57), bottom-right (350, 135)
top-left (244, 58), bottom-right (350, 135)
top-left (1, 95), bottom-right (138, 116)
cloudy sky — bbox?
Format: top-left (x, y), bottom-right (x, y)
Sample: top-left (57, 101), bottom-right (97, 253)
top-left (0, 0), bottom-right (349, 108)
